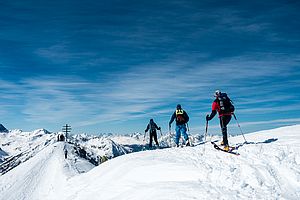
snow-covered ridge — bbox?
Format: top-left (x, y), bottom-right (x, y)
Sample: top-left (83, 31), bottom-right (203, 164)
top-left (64, 124), bottom-right (300, 200)
top-left (1, 125), bottom-right (300, 200)
top-left (1, 128), bottom-right (198, 173)
top-left (0, 129), bottom-right (56, 174)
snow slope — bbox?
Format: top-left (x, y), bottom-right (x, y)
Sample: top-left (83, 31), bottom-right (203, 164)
top-left (64, 125), bottom-right (300, 200)
top-left (0, 142), bottom-right (94, 200)
top-left (1, 125), bottom-right (300, 200)
top-left (0, 129), bottom-right (57, 174)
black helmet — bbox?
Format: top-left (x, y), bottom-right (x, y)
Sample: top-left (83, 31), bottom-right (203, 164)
top-left (150, 119), bottom-right (154, 123)
top-left (176, 104), bottom-right (182, 109)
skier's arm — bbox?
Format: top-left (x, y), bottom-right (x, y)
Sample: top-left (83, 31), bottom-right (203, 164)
top-left (206, 110), bottom-right (217, 121)
top-left (184, 111), bottom-right (189, 123)
top-left (145, 124), bottom-right (150, 132)
top-left (169, 112), bottom-right (176, 128)
top-left (169, 112), bottom-right (176, 125)
top-left (155, 123), bottom-right (161, 130)
top-left (206, 101), bottom-right (218, 121)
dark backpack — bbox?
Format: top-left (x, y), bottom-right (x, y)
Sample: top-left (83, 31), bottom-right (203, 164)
top-left (176, 109), bottom-right (186, 123)
top-left (149, 122), bottom-right (157, 132)
top-left (217, 93), bottom-right (235, 114)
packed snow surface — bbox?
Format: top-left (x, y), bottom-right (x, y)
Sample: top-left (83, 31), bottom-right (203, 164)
top-left (1, 125), bottom-right (300, 200)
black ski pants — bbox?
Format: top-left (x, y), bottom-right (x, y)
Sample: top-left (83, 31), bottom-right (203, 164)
top-left (219, 115), bottom-right (232, 146)
top-left (149, 130), bottom-right (159, 147)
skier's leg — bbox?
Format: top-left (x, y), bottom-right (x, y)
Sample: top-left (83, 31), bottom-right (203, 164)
top-left (181, 125), bottom-right (189, 143)
top-left (224, 115), bottom-right (231, 145)
top-left (224, 115), bottom-right (232, 126)
top-left (149, 131), bottom-right (153, 148)
top-left (154, 131), bottom-right (159, 146)
top-left (220, 116), bottom-right (229, 146)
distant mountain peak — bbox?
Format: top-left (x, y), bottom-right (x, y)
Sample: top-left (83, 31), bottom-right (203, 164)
top-left (33, 129), bottom-right (51, 135)
top-left (0, 124), bottom-right (8, 133)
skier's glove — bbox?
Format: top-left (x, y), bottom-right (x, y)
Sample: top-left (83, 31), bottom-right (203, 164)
top-left (206, 114), bottom-right (211, 121)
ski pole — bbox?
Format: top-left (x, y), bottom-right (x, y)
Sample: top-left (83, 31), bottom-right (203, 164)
top-left (186, 123), bottom-right (191, 146)
top-left (204, 120), bottom-right (208, 143)
top-left (187, 123), bottom-right (190, 132)
top-left (233, 113), bottom-right (247, 143)
top-left (169, 124), bottom-right (172, 147)
top-left (160, 129), bottom-right (163, 137)
top-left (203, 120), bottom-right (209, 154)
top-left (143, 131), bottom-right (146, 142)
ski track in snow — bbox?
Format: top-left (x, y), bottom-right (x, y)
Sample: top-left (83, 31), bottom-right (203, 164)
top-left (0, 125), bottom-right (300, 200)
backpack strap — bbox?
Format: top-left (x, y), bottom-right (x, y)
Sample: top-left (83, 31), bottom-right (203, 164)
top-left (176, 109), bottom-right (184, 115)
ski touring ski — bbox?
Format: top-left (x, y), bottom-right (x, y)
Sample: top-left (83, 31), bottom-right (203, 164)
top-left (211, 141), bottom-right (240, 155)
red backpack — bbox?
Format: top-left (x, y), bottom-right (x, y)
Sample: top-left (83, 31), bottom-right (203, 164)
top-left (176, 109), bottom-right (186, 123)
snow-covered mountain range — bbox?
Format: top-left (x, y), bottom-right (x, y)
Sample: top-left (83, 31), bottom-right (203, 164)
top-left (0, 126), bottom-right (204, 174)
top-left (0, 124), bottom-right (299, 199)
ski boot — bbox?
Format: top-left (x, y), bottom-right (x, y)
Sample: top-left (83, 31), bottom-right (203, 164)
top-left (223, 145), bottom-right (230, 152)
top-left (185, 140), bottom-right (190, 146)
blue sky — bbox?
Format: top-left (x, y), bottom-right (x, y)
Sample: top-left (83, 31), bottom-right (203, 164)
top-left (0, 0), bottom-right (300, 136)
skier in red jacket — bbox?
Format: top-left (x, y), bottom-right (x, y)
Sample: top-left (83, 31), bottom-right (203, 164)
top-left (206, 90), bottom-right (234, 151)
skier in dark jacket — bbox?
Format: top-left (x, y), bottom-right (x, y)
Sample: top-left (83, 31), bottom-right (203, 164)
top-left (63, 144), bottom-right (68, 159)
top-left (169, 104), bottom-right (190, 147)
top-left (145, 119), bottom-right (161, 148)
top-left (206, 90), bottom-right (234, 151)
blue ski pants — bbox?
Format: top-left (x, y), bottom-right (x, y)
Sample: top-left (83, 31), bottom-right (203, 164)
top-left (175, 124), bottom-right (189, 145)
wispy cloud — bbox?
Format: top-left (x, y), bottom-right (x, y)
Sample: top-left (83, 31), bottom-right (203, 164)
top-left (238, 118), bottom-right (300, 127)
top-left (0, 0), bottom-right (299, 133)
top-left (1, 48), bottom-right (299, 133)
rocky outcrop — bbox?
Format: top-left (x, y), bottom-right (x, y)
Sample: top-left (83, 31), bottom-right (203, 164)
top-left (0, 124), bottom-right (8, 133)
